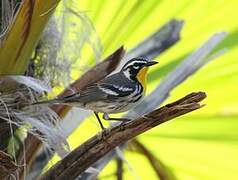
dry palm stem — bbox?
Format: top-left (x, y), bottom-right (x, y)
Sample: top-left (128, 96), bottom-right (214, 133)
top-left (40, 92), bottom-right (206, 180)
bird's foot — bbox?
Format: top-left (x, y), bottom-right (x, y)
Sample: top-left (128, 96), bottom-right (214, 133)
top-left (101, 128), bottom-right (111, 139)
top-left (119, 121), bottom-right (127, 131)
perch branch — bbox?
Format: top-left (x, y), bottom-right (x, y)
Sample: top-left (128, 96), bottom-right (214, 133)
top-left (40, 92), bottom-right (206, 180)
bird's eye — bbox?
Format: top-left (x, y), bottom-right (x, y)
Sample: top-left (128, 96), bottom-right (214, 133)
top-left (133, 65), bottom-right (139, 69)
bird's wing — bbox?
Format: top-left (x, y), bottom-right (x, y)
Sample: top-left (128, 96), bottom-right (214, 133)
top-left (65, 84), bottom-right (108, 103)
top-left (61, 73), bottom-right (135, 104)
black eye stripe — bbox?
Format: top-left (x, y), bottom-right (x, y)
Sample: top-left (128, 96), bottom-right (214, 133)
top-left (133, 62), bottom-right (146, 67)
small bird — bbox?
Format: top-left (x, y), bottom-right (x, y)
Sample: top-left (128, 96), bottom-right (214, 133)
top-left (34, 57), bottom-right (158, 129)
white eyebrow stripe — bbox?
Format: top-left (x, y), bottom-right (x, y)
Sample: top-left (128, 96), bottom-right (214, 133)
top-left (123, 60), bottom-right (147, 69)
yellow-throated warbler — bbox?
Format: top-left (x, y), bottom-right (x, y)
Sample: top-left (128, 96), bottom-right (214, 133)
top-left (34, 57), bottom-right (158, 129)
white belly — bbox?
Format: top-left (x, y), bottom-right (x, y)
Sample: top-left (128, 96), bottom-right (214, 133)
top-left (85, 99), bottom-right (142, 113)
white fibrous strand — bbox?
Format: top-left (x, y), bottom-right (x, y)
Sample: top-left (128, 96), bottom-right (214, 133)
top-left (0, 76), bottom-right (69, 156)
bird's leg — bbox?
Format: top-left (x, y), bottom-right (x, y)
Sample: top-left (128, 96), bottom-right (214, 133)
top-left (103, 113), bottom-right (131, 122)
top-left (94, 112), bottom-right (105, 130)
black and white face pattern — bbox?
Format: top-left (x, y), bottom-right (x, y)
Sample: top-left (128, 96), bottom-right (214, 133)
top-left (121, 57), bottom-right (149, 80)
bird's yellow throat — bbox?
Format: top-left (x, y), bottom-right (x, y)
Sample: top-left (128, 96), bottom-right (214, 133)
top-left (136, 67), bottom-right (148, 92)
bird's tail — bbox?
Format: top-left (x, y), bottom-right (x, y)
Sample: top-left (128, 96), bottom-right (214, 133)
top-left (31, 99), bottom-right (63, 106)
top-left (30, 93), bottom-right (81, 106)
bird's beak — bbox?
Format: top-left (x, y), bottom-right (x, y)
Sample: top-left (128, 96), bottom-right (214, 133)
top-left (145, 61), bottom-right (158, 66)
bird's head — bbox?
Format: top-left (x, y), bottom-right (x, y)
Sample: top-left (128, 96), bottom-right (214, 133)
top-left (121, 57), bottom-right (158, 87)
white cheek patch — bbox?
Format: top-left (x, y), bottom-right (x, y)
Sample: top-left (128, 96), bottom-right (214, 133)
top-left (99, 86), bottom-right (119, 96)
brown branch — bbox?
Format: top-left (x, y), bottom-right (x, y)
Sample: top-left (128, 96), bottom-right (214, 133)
top-left (132, 139), bottom-right (176, 180)
top-left (40, 92), bottom-right (206, 180)
top-left (17, 47), bottom-right (125, 179)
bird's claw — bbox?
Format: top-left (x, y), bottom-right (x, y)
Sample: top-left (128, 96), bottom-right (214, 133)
top-left (119, 121), bottom-right (127, 131)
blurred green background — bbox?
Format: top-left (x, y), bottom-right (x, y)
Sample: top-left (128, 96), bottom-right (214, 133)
top-left (59, 1), bottom-right (238, 180)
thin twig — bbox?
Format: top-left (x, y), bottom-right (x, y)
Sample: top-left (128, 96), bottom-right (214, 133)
top-left (40, 91), bottom-right (206, 180)
top-left (116, 157), bottom-right (123, 180)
